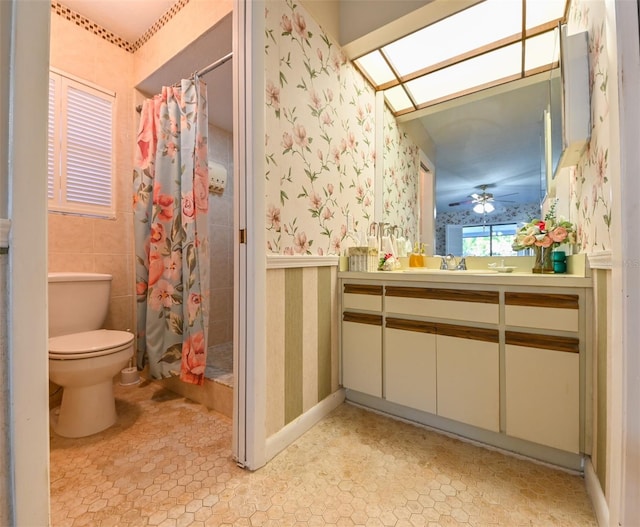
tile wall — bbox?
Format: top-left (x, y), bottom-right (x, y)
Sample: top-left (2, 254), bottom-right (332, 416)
top-left (207, 125), bottom-right (234, 349)
top-left (48, 13), bottom-right (136, 335)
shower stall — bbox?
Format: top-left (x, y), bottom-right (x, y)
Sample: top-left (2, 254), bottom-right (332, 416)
top-left (134, 15), bottom-right (235, 415)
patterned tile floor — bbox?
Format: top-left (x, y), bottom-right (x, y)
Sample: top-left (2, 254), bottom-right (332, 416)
top-left (205, 342), bottom-right (233, 387)
top-left (50, 381), bottom-right (596, 526)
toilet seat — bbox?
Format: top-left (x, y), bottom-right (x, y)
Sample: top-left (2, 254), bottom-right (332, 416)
top-left (49, 329), bottom-right (134, 360)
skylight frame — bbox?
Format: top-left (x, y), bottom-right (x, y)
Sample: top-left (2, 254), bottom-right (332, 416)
top-left (352, 0), bottom-right (568, 116)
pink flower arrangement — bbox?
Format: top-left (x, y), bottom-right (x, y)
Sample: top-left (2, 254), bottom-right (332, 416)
top-left (512, 200), bottom-right (576, 251)
top-left (378, 253), bottom-right (396, 271)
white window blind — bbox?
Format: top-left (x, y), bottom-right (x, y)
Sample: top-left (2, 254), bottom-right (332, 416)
top-left (48, 70), bottom-right (115, 217)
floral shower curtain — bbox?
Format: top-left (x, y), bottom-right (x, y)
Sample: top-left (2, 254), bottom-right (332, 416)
top-left (133, 79), bottom-right (210, 385)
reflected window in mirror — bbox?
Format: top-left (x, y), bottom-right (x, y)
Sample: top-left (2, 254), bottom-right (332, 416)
top-left (449, 223), bottom-right (519, 257)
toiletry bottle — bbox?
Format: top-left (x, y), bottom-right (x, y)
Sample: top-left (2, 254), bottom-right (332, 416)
top-left (420, 243), bottom-right (427, 267)
top-left (409, 243), bottom-right (421, 267)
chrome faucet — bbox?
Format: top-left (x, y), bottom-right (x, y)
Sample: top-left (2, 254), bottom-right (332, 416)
top-left (441, 254), bottom-right (457, 270)
top-left (440, 254), bottom-right (467, 270)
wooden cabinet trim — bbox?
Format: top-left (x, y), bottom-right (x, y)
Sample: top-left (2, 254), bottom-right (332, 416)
top-left (343, 312), bottom-right (383, 326)
top-left (438, 323), bottom-right (499, 343)
top-left (386, 318), bottom-right (437, 334)
top-left (385, 317), bottom-right (498, 342)
top-left (505, 331), bottom-right (580, 353)
top-left (385, 286), bottom-right (499, 304)
top-left (344, 284), bottom-right (383, 296)
top-left (505, 292), bottom-right (579, 309)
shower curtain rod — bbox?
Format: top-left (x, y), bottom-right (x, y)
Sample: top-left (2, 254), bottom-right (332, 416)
top-left (195, 51), bottom-right (232, 78)
top-left (136, 51), bottom-right (233, 113)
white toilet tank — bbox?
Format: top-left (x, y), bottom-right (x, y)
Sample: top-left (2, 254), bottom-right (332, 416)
top-left (48, 272), bottom-right (112, 337)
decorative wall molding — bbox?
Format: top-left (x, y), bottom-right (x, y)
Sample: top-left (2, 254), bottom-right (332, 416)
top-left (50, 0), bottom-right (190, 53)
top-left (266, 255), bottom-right (339, 269)
top-left (588, 251), bottom-right (612, 269)
top-left (0, 219), bottom-right (10, 250)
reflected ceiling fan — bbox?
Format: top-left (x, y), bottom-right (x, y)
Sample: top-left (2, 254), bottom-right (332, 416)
top-left (448, 184), bottom-right (517, 213)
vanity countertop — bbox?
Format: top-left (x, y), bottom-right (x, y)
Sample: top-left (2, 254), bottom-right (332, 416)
top-left (338, 269), bottom-right (592, 288)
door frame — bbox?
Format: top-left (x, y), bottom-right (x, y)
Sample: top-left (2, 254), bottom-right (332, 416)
top-left (6, 1), bottom-right (51, 525)
top-left (232, 0), bottom-right (267, 470)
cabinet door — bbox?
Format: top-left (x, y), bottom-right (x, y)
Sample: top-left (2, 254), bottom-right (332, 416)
top-left (505, 332), bottom-right (580, 453)
top-left (385, 319), bottom-right (437, 414)
top-left (342, 313), bottom-right (382, 397)
top-left (436, 331), bottom-right (500, 432)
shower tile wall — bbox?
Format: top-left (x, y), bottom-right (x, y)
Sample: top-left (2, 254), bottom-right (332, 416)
top-left (208, 124), bottom-right (234, 349)
top-left (47, 13), bottom-right (135, 335)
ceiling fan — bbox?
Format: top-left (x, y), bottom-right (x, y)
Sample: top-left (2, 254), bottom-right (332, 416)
top-left (448, 184), bottom-right (517, 213)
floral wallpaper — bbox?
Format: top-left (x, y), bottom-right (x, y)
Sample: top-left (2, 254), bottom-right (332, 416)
top-left (264, 0), bottom-right (379, 255)
top-left (382, 104), bottom-right (420, 243)
top-left (435, 203), bottom-right (541, 255)
top-left (568, 0), bottom-right (612, 252)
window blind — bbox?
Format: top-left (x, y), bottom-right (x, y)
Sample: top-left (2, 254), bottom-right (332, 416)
top-left (48, 71), bottom-right (115, 217)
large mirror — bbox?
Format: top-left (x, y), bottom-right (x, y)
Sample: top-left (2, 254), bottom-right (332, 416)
top-left (387, 70), bottom-right (562, 257)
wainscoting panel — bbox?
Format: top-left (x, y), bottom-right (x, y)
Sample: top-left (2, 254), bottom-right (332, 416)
top-left (266, 265), bottom-right (339, 436)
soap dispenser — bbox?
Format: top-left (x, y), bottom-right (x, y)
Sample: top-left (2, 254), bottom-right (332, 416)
top-left (409, 243), bottom-right (422, 267)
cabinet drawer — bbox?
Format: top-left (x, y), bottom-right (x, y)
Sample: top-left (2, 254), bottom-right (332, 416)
top-left (505, 292), bottom-right (579, 332)
top-left (343, 284), bottom-right (383, 312)
top-left (342, 314), bottom-right (382, 397)
top-left (385, 287), bottom-right (499, 324)
top-left (506, 343), bottom-right (580, 453)
top-left (385, 325), bottom-right (437, 414)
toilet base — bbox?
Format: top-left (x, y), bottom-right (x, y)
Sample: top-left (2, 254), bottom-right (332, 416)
top-left (52, 380), bottom-right (117, 438)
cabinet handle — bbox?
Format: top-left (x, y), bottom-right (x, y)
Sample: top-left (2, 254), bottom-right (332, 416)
top-left (344, 284), bottom-right (383, 296)
top-left (385, 286), bottom-right (499, 304)
top-left (386, 318), bottom-right (437, 334)
top-left (437, 323), bottom-right (499, 343)
top-left (343, 312), bottom-right (383, 326)
top-left (505, 292), bottom-right (579, 309)
top-left (506, 331), bottom-right (579, 353)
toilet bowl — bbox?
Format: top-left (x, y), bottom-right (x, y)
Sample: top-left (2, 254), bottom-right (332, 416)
top-left (48, 273), bottom-right (135, 438)
top-left (49, 329), bottom-right (134, 438)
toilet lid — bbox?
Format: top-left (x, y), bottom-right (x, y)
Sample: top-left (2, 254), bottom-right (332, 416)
top-left (49, 329), bottom-right (134, 358)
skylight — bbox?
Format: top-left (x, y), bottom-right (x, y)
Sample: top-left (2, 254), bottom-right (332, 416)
top-left (353, 0), bottom-right (567, 115)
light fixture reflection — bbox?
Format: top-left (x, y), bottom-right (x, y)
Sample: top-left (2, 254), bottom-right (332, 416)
top-left (473, 202), bottom-right (495, 214)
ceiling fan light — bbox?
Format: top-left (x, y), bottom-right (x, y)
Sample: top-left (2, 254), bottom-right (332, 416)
top-left (473, 202), bottom-right (495, 214)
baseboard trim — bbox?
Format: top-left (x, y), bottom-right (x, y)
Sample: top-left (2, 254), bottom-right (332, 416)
top-left (585, 457), bottom-right (609, 526)
top-left (265, 389), bottom-right (346, 461)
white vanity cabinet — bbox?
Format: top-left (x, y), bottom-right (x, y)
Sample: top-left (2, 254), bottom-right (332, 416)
top-left (341, 284), bottom-right (383, 397)
top-left (504, 292), bottom-right (581, 453)
top-left (383, 286), bottom-right (500, 431)
top-left (384, 319), bottom-right (437, 414)
top-left (436, 328), bottom-right (500, 432)
top-left (339, 274), bottom-right (591, 470)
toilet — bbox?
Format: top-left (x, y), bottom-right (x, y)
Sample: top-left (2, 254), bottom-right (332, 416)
top-left (48, 272), bottom-right (134, 438)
